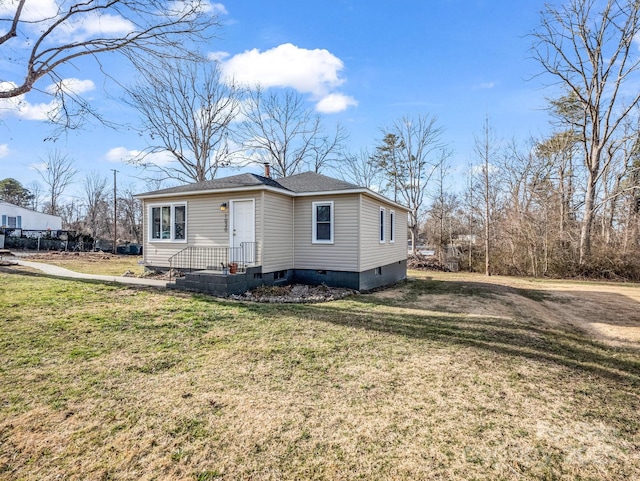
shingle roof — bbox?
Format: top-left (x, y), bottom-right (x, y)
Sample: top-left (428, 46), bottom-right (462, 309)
top-left (136, 173), bottom-right (286, 197)
top-left (136, 171), bottom-right (407, 210)
top-left (276, 172), bottom-right (360, 193)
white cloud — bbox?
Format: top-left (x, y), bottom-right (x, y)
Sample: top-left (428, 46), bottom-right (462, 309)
top-left (0, 144), bottom-right (9, 158)
top-left (55, 12), bottom-right (135, 43)
top-left (0, 1), bottom-right (133, 43)
top-left (0, 0), bottom-right (58, 22)
top-left (105, 147), bottom-right (141, 163)
top-left (105, 147), bottom-right (175, 167)
top-left (0, 82), bottom-right (57, 121)
top-left (166, 1), bottom-right (226, 18)
top-left (203, 2), bottom-right (228, 14)
top-left (0, 78), bottom-right (94, 121)
top-left (315, 93), bottom-right (358, 113)
top-left (75, 13), bottom-right (135, 36)
top-left (46, 78), bottom-right (95, 95)
top-left (474, 82), bottom-right (496, 90)
top-left (220, 43), bottom-right (357, 113)
top-left (221, 43), bottom-right (345, 97)
top-left (208, 50), bottom-right (230, 62)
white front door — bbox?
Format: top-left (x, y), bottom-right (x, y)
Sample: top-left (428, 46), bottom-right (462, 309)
top-left (229, 199), bottom-right (255, 264)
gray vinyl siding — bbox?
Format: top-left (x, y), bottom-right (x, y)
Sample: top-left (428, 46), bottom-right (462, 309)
top-left (261, 191), bottom-right (294, 272)
top-left (359, 194), bottom-right (408, 271)
top-left (293, 194), bottom-right (359, 271)
top-left (143, 193), bottom-right (262, 268)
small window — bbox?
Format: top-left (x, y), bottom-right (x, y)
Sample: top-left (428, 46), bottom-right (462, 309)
top-left (312, 201), bottom-right (334, 244)
top-left (390, 210), bottom-right (395, 243)
top-left (7, 216), bottom-right (17, 228)
top-left (150, 203), bottom-right (187, 242)
top-left (380, 207), bottom-right (385, 243)
top-left (374, 267), bottom-right (382, 276)
top-left (174, 205), bottom-right (186, 240)
top-left (274, 270), bottom-right (287, 280)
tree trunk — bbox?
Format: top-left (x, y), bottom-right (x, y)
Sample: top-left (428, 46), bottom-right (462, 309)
top-left (579, 169), bottom-right (598, 264)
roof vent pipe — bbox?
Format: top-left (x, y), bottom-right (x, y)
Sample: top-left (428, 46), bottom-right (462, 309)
top-left (264, 162), bottom-right (271, 178)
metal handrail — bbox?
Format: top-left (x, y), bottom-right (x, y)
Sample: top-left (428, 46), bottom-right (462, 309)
top-left (168, 242), bottom-right (258, 279)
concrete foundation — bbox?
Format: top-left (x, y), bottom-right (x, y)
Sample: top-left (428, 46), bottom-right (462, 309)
top-left (165, 259), bottom-right (407, 296)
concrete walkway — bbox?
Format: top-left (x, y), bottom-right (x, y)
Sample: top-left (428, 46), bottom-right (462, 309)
top-left (12, 260), bottom-right (169, 288)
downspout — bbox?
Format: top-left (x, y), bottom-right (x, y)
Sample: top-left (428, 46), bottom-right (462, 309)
top-left (357, 194), bottom-right (361, 272)
top-left (292, 197), bottom-right (295, 271)
top-left (260, 190), bottom-right (265, 268)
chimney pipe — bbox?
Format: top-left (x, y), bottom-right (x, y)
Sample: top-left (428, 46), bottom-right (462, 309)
top-left (264, 162), bottom-right (271, 178)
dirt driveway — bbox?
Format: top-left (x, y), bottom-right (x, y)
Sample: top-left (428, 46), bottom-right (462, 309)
top-left (397, 271), bottom-right (640, 346)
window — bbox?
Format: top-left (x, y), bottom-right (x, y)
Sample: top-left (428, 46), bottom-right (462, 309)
top-left (1, 216), bottom-right (21, 228)
top-left (150, 203), bottom-right (187, 242)
top-left (380, 207), bottom-right (385, 243)
top-left (174, 205), bottom-right (186, 240)
top-left (389, 210), bottom-right (395, 243)
top-left (312, 201), bottom-right (334, 244)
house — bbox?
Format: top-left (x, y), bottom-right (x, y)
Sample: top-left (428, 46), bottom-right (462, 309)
top-left (135, 170), bottom-right (408, 296)
top-left (0, 200), bottom-right (62, 231)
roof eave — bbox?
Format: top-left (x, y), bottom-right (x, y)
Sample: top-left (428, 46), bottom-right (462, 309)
top-left (134, 184), bottom-right (292, 200)
top-left (135, 184), bottom-right (408, 211)
top-left (293, 188), bottom-right (408, 210)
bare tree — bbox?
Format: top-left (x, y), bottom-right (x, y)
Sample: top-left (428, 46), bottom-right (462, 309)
top-left (0, 0), bottom-right (219, 127)
top-left (118, 185), bottom-right (143, 243)
top-left (127, 60), bottom-right (243, 183)
top-left (35, 150), bottom-right (76, 215)
top-left (428, 157), bottom-right (455, 263)
top-left (473, 116), bottom-right (499, 276)
top-left (374, 115), bottom-right (446, 251)
top-left (240, 88), bottom-right (345, 178)
top-left (532, 0), bottom-right (640, 264)
top-left (82, 171), bottom-right (110, 246)
top-left (339, 149), bottom-right (383, 190)
top-left (26, 181), bottom-right (44, 212)
top-left (58, 198), bottom-right (83, 231)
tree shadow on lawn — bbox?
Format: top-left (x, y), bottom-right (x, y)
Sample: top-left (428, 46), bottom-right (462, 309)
top-left (228, 282), bottom-right (640, 387)
top-left (3, 268), bottom-right (639, 386)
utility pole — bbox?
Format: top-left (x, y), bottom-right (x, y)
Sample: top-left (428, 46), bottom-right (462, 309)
top-left (111, 169), bottom-right (118, 254)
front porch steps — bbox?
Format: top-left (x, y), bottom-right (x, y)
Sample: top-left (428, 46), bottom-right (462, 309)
top-left (167, 266), bottom-right (262, 296)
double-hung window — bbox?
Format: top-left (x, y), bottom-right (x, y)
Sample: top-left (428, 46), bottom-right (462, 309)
top-left (312, 201), bottom-right (334, 244)
top-left (1, 215), bottom-right (21, 228)
top-left (150, 203), bottom-right (187, 242)
top-left (380, 207), bottom-right (385, 243)
top-left (389, 210), bottom-right (395, 243)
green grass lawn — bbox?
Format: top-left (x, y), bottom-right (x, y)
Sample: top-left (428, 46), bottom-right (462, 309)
top-left (0, 268), bottom-right (639, 480)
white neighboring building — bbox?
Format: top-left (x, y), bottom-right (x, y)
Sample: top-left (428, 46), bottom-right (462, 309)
top-left (0, 200), bottom-right (62, 231)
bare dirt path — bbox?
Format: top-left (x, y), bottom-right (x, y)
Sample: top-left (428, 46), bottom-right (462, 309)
top-left (403, 271), bottom-right (640, 346)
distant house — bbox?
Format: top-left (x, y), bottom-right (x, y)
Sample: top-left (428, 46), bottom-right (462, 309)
top-left (135, 170), bottom-right (409, 295)
top-left (0, 200), bottom-right (62, 231)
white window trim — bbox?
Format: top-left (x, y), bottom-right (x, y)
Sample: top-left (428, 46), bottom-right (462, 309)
top-left (148, 202), bottom-right (188, 243)
top-left (312, 201), bottom-right (334, 244)
top-left (390, 210), bottom-right (395, 243)
top-left (379, 207), bottom-right (386, 244)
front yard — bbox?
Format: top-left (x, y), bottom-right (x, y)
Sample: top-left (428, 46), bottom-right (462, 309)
top-left (0, 265), bottom-right (638, 479)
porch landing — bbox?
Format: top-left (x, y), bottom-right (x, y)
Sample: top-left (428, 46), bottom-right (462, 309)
top-left (167, 266), bottom-right (266, 296)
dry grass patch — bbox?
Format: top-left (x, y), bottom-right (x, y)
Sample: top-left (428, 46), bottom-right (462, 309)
top-left (18, 251), bottom-right (143, 276)
top-left (0, 270), bottom-right (639, 479)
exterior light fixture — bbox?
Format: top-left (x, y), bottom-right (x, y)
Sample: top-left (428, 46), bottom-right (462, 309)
top-left (220, 202), bottom-right (228, 212)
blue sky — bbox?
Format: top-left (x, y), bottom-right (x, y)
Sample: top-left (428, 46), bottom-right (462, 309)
top-left (0, 1), bottom-right (553, 201)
